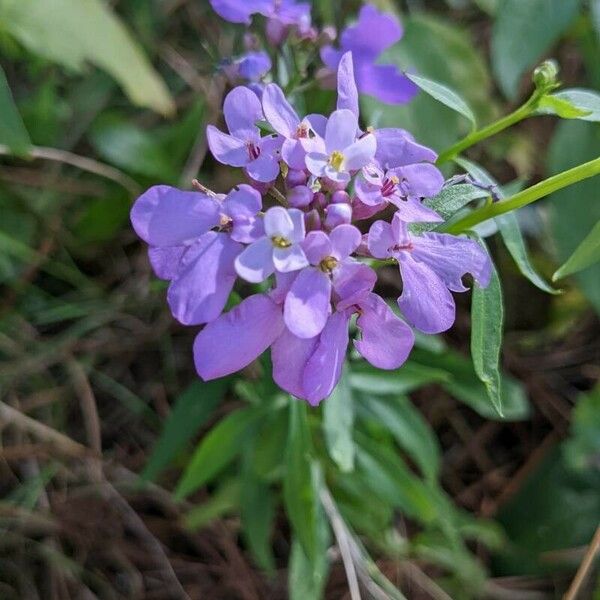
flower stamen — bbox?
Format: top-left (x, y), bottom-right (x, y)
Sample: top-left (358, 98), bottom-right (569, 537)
top-left (319, 256), bottom-right (339, 273)
top-left (328, 150), bottom-right (345, 171)
top-left (271, 235), bottom-right (292, 248)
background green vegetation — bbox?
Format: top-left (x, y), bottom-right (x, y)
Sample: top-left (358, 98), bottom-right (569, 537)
top-left (0, 0), bottom-right (598, 598)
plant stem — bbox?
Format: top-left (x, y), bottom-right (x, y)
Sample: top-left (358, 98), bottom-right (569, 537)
top-left (436, 91), bottom-right (542, 165)
top-left (440, 156), bottom-right (600, 234)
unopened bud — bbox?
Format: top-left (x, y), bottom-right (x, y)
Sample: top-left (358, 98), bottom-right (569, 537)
top-left (304, 209), bottom-right (321, 232)
top-left (287, 185), bottom-right (313, 208)
top-left (285, 169), bottom-right (308, 189)
top-left (324, 203), bottom-right (352, 229)
top-left (331, 190), bottom-right (351, 204)
top-left (533, 60), bottom-right (559, 92)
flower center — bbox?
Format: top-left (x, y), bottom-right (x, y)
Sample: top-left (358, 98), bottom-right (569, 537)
top-left (219, 213), bottom-right (232, 228)
top-left (271, 235), bottom-right (292, 248)
top-left (247, 142), bottom-right (261, 160)
top-left (328, 150), bottom-right (345, 171)
top-left (296, 122), bottom-right (310, 139)
top-left (319, 256), bottom-right (338, 273)
top-left (391, 242), bottom-right (413, 253)
top-left (381, 175), bottom-right (400, 197)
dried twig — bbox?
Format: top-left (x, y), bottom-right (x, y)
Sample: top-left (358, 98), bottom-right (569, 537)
top-left (563, 525), bottom-right (600, 600)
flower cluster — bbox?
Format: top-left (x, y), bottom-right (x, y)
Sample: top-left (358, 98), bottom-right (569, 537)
top-left (130, 53), bottom-right (491, 405)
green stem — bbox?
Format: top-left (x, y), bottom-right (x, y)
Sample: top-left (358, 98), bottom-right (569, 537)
top-left (440, 156), bottom-right (600, 234)
top-left (436, 90), bottom-right (542, 165)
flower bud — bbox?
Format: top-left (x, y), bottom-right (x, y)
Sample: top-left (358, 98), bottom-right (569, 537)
top-left (324, 203), bottom-right (352, 229)
top-left (243, 32), bottom-right (260, 51)
top-left (304, 208), bottom-right (322, 232)
top-left (319, 25), bottom-right (337, 45)
top-left (266, 19), bottom-right (288, 45)
top-left (312, 192), bottom-right (328, 210)
top-left (331, 190), bottom-right (351, 204)
top-left (287, 185), bottom-right (313, 208)
top-left (285, 169), bottom-right (308, 189)
top-left (533, 60), bottom-right (559, 92)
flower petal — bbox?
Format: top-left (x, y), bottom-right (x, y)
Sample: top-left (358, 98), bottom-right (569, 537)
top-left (343, 133), bottom-right (377, 171)
top-left (397, 254), bottom-right (456, 334)
top-left (246, 154), bottom-right (280, 182)
top-left (262, 83), bottom-right (299, 137)
top-left (284, 267), bottom-right (332, 338)
top-left (281, 138), bottom-right (306, 170)
top-left (131, 185), bottom-right (220, 246)
top-left (222, 183), bottom-right (262, 217)
top-left (355, 293), bottom-right (414, 369)
top-left (235, 237), bottom-right (275, 283)
top-left (167, 232), bottom-right (241, 325)
top-left (273, 244), bottom-right (309, 272)
top-left (306, 114), bottom-right (327, 137)
top-left (223, 86), bottom-right (262, 140)
top-left (303, 230), bottom-right (332, 265)
top-left (194, 294), bottom-right (284, 380)
top-left (392, 163), bottom-right (444, 198)
top-left (374, 128), bottom-right (437, 168)
top-left (367, 220), bottom-right (395, 259)
top-left (336, 51), bottom-right (359, 118)
top-left (148, 245), bottom-right (186, 280)
top-left (272, 328), bottom-right (319, 398)
top-left (288, 208), bottom-right (307, 243)
top-left (325, 109), bottom-right (358, 153)
top-left (207, 125), bottom-right (249, 166)
top-left (302, 311), bottom-right (350, 406)
top-left (333, 261), bottom-right (376, 310)
top-left (305, 152), bottom-right (328, 177)
top-left (264, 206), bottom-right (294, 238)
top-left (330, 224), bottom-right (361, 259)
top-left (355, 175), bottom-right (385, 206)
top-left (412, 233), bottom-right (492, 292)
top-left (389, 197), bottom-right (443, 223)
top-left (355, 63), bottom-right (418, 105)
top-left (209, 0), bottom-right (254, 23)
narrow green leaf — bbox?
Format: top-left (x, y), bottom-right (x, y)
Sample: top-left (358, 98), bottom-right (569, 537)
top-left (175, 406), bottom-right (259, 499)
top-left (183, 479), bottom-right (240, 530)
top-left (456, 157), bottom-right (559, 294)
top-left (359, 395), bottom-right (440, 483)
top-left (540, 89), bottom-right (600, 122)
top-left (0, 0), bottom-right (174, 115)
top-left (405, 72), bottom-right (477, 129)
top-left (553, 220), bottom-right (600, 281)
top-left (142, 378), bottom-right (229, 482)
top-left (471, 248), bottom-right (504, 417)
top-left (0, 65), bottom-right (32, 155)
top-left (424, 184), bottom-right (489, 220)
top-left (323, 370), bottom-right (355, 473)
top-left (537, 94), bottom-right (592, 119)
top-left (283, 401), bottom-right (318, 561)
top-left (491, 0), bottom-right (581, 99)
top-left (241, 468), bottom-right (276, 572)
top-left (288, 536), bottom-right (329, 600)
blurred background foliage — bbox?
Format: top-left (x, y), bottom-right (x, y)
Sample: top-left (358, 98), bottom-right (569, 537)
top-left (0, 0), bottom-right (599, 598)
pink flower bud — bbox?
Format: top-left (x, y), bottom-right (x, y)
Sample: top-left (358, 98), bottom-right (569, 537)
top-left (285, 169), bottom-right (308, 189)
top-left (325, 203), bottom-right (352, 229)
top-left (331, 190), bottom-right (351, 204)
top-left (312, 192), bottom-right (328, 210)
top-left (304, 208), bottom-right (322, 232)
top-left (287, 185), bottom-right (313, 208)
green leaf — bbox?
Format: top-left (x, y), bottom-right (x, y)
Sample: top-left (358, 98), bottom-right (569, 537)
top-left (323, 369), bottom-right (355, 473)
top-left (283, 401), bottom-right (318, 561)
top-left (0, 65), bottom-right (31, 155)
top-left (456, 157), bottom-right (559, 294)
top-left (491, 0), bottom-right (582, 99)
top-left (424, 184), bottom-right (489, 221)
top-left (89, 118), bottom-right (177, 180)
top-left (547, 120), bottom-right (600, 313)
top-left (183, 479), bottom-right (240, 530)
top-left (174, 405), bottom-right (260, 499)
top-left (349, 361), bottom-right (449, 396)
top-left (471, 249), bottom-right (504, 416)
top-left (540, 89), bottom-right (600, 122)
top-left (241, 467), bottom-right (276, 572)
top-left (553, 220), bottom-right (600, 280)
top-left (0, 0), bottom-right (174, 115)
top-left (288, 535), bottom-right (329, 600)
top-left (358, 395), bottom-right (440, 483)
top-left (405, 72), bottom-right (477, 129)
top-left (408, 348), bottom-right (530, 421)
top-left (362, 13), bottom-right (493, 151)
top-left (142, 379), bottom-right (230, 482)
top-left (537, 94), bottom-right (592, 119)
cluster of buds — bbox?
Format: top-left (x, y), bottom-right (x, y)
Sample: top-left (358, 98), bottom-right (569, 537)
top-left (130, 53), bottom-right (491, 405)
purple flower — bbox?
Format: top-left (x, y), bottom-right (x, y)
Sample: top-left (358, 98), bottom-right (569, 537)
top-left (368, 212), bottom-right (492, 334)
top-left (207, 86), bottom-right (282, 182)
top-left (273, 288), bottom-right (414, 405)
top-left (374, 128), bottom-right (438, 169)
top-left (262, 83), bottom-right (326, 170)
top-left (194, 293), bottom-right (285, 380)
top-left (223, 51), bottom-right (272, 84)
top-left (305, 109), bottom-right (376, 185)
top-left (235, 206), bottom-right (308, 282)
top-left (355, 162), bottom-right (444, 222)
top-left (320, 5), bottom-right (418, 105)
top-left (131, 185), bottom-right (262, 326)
top-left (209, 0), bottom-right (311, 37)
top-left (284, 224), bottom-right (362, 338)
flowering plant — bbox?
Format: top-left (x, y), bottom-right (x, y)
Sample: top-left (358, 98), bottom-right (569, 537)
top-left (128, 1), bottom-right (600, 595)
